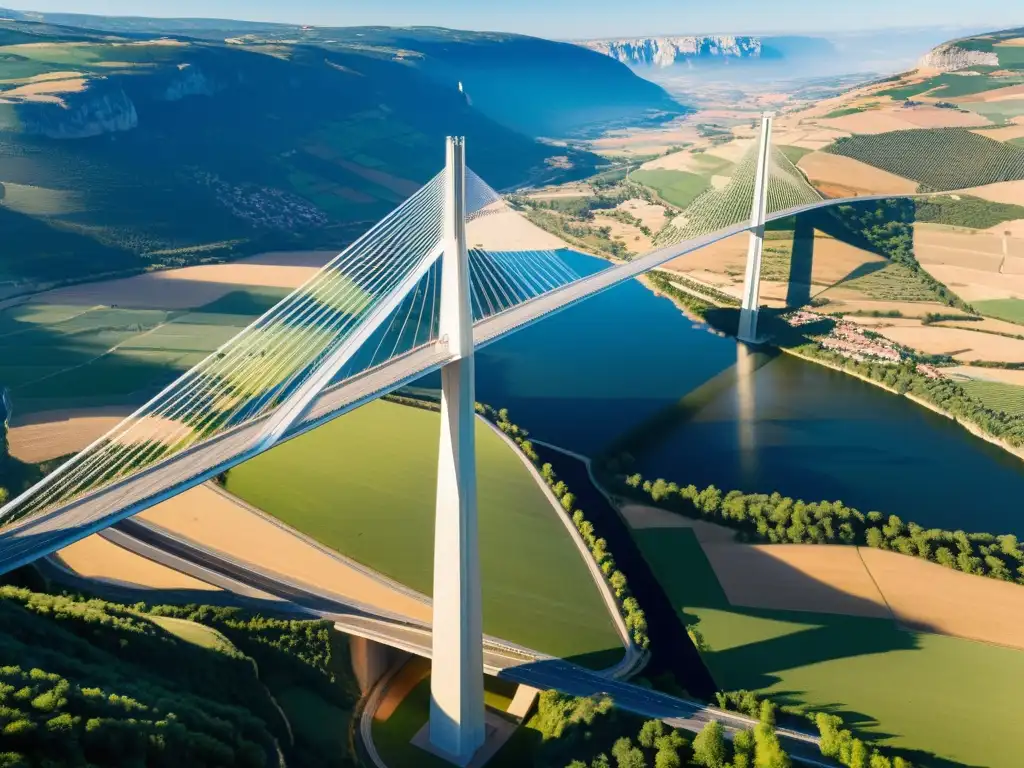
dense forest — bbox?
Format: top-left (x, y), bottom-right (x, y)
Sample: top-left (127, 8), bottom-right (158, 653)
top-left (0, 586), bottom-right (359, 767)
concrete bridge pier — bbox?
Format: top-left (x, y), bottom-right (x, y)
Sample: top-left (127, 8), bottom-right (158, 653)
top-left (738, 112), bottom-right (774, 344)
top-left (349, 636), bottom-right (410, 695)
top-left (428, 136), bottom-right (486, 766)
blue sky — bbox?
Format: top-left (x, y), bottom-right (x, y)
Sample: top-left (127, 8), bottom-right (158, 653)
top-left (10, 0), bottom-right (1022, 38)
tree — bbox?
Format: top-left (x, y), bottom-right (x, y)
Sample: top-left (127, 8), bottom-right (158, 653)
top-left (753, 722), bottom-right (790, 768)
top-left (611, 737), bottom-right (633, 764)
top-left (655, 747), bottom-right (681, 768)
top-left (850, 738), bottom-right (869, 768)
top-left (610, 570), bottom-right (628, 598)
top-left (692, 721), bottom-right (727, 768)
top-left (759, 700), bottom-right (776, 727)
top-left (639, 719), bottom-right (665, 749)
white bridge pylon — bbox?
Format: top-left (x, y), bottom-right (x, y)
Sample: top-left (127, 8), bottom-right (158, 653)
top-left (738, 112), bottom-right (774, 344)
top-left (429, 137), bottom-right (486, 763)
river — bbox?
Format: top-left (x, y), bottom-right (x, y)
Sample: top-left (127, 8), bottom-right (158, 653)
top-left (457, 251), bottom-right (1024, 536)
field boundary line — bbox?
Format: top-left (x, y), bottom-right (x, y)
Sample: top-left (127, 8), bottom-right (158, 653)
top-left (203, 481), bottom-right (432, 607)
top-left (855, 546), bottom-right (899, 624)
top-left (485, 425), bottom-right (642, 678)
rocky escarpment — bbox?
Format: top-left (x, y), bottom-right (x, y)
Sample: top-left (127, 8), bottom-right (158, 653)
top-left (160, 64), bottom-right (222, 101)
top-left (918, 42), bottom-right (998, 71)
top-left (11, 83), bottom-right (138, 139)
top-left (580, 36), bottom-right (761, 68)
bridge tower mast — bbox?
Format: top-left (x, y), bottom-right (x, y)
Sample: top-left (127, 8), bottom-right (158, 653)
top-left (738, 111), bottom-right (774, 344)
top-left (429, 136), bottom-right (486, 764)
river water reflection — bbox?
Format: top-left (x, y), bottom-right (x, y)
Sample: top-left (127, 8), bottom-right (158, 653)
top-left (460, 251), bottom-right (1024, 535)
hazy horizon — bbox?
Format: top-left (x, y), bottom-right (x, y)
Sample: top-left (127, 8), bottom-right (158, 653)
top-left (6, 0), bottom-right (1022, 39)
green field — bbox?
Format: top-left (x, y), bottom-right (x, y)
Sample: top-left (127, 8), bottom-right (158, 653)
top-left (0, 288), bottom-right (288, 417)
top-left (1013, 137), bottom-right (1024, 149)
top-left (148, 614), bottom-right (240, 654)
top-left (825, 128), bottom-right (1024, 191)
top-left (879, 73), bottom-right (1024, 100)
top-left (959, 99), bottom-right (1024, 124)
top-left (777, 145), bottom-right (813, 165)
top-left (835, 261), bottom-right (943, 302)
top-left (225, 399), bottom-right (622, 662)
top-left (959, 380), bottom-right (1024, 416)
top-left (974, 297), bottom-right (1024, 325)
top-left (634, 527), bottom-right (1024, 768)
top-left (631, 169), bottom-right (710, 209)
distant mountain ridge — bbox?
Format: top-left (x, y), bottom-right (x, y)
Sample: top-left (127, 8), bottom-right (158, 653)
top-left (0, 8), bottom-right (686, 137)
top-left (577, 34), bottom-right (836, 68)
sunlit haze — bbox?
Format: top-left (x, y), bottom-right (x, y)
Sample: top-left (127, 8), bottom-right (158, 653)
top-left (8, 0), bottom-right (1022, 37)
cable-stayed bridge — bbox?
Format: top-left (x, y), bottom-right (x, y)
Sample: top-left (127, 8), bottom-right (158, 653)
top-left (0, 116), bottom-right (908, 762)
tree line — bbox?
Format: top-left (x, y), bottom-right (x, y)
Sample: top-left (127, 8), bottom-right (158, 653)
top-left (526, 689), bottom-right (910, 768)
top-left (476, 403), bottom-right (651, 650)
top-left (603, 464), bottom-right (1024, 586)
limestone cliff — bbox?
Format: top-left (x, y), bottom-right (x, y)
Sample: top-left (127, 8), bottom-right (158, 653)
top-left (580, 36), bottom-right (761, 68)
top-left (13, 84), bottom-right (138, 139)
top-left (918, 42), bottom-right (998, 71)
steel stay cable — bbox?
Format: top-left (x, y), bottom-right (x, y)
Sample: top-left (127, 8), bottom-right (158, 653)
top-left (3, 175), bottom-right (445, 520)
top-left (12, 186), bottom-right (446, 519)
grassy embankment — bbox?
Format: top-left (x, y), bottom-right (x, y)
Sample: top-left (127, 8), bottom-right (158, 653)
top-left (0, 584), bottom-right (362, 768)
top-left (225, 399), bottom-right (622, 664)
top-left (633, 527), bottom-right (1024, 768)
top-left (0, 287), bottom-right (288, 417)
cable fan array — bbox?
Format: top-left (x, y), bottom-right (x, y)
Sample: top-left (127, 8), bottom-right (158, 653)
top-left (654, 143), bottom-right (822, 247)
top-left (0, 163), bottom-right (592, 534)
top-left (0, 172), bottom-right (453, 528)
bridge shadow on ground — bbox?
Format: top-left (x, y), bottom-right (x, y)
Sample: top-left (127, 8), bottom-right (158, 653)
top-left (629, 514), bottom-right (987, 768)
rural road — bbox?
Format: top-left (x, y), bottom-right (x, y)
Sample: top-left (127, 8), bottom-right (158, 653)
top-left (84, 519), bottom-right (829, 764)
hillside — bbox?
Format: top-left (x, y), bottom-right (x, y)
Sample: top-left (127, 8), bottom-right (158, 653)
top-left (0, 10), bottom-right (685, 137)
top-left (0, 581), bottom-right (361, 767)
top-left (0, 16), bottom-right (682, 291)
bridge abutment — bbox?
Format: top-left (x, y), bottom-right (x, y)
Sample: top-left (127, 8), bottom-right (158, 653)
top-left (738, 112), bottom-right (774, 344)
top-left (428, 137), bottom-right (486, 766)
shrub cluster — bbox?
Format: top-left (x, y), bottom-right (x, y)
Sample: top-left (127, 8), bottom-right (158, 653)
top-left (715, 691), bottom-right (912, 768)
top-left (476, 404), bottom-right (650, 650)
top-left (612, 471), bottom-right (1024, 586)
top-left (536, 690), bottom-right (911, 768)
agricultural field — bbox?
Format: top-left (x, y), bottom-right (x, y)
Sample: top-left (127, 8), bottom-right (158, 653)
top-left (224, 399), bottom-right (622, 663)
top-left (834, 261), bottom-right (948, 303)
top-left (0, 286), bottom-right (288, 420)
top-left (878, 73), bottom-right (1024, 101)
top-left (777, 145), bottom-right (813, 165)
top-left (824, 128), bottom-right (1024, 191)
top-left (629, 169), bottom-right (709, 208)
top-left (914, 194), bottom-right (1024, 229)
top-left (974, 298), bottom-right (1024, 324)
top-left (961, 99), bottom-right (1024, 125)
top-left (957, 380), bottom-right (1024, 416)
top-left (635, 526), bottom-right (1024, 768)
